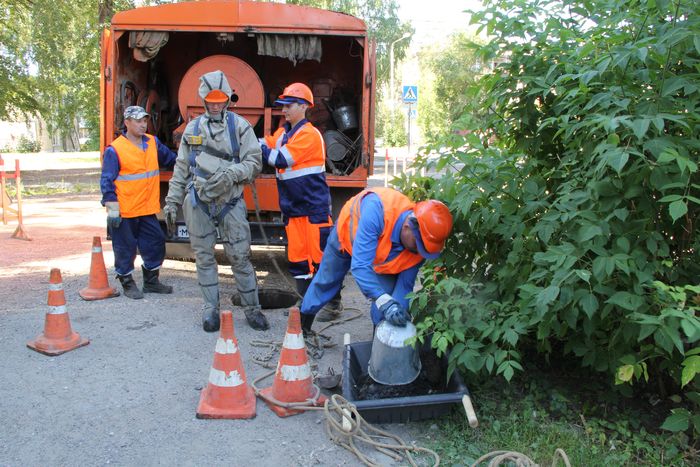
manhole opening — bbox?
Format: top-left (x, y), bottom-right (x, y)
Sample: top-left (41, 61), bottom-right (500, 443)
top-left (231, 288), bottom-right (297, 310)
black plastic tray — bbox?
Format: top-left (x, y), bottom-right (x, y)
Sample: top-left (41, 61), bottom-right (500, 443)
top-left (342, 340), bottom-right (470, 423)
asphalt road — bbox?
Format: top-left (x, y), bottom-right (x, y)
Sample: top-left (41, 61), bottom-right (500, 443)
top-left (0, 192), bottom-right (438, 466)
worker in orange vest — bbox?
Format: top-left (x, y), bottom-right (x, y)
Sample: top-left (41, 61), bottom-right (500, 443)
top-left (299, 187), bottom-right (453, 334)
top-left (101, 105), bottom-right (177, 299)
top-left (260, 82), bottom-right (342, 320)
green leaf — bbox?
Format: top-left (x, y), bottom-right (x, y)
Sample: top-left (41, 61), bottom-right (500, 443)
top-left (606, 291), bottom-right (642, 311)
top-left (661, 409), bottom-right (690, 432)
top-left (574, 269), bottom-right (591, 283)
top-left (580, 293), bottom-right (598, 319)
top-left (537, 285), bottom-right (560, 307)
top-left (669, 200), bottom-right (688, 222)
top-left (616, 364), bottom-right (634, 383)
top-left (681, 356), bottom-right (700, 387)
top-left (662, 77), bottom-right (688, 97)
top-left (630, 119), bottom-right (650, 140)
top-left (578, 224), bottom-right (603, 242)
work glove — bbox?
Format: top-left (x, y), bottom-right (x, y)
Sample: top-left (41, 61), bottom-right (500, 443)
top-left (202, 169), bottom-right (236, 200)
top-left (376, 293), bottom-right (411, 327)
top-left (163, 203), bottom-right (178, 237)
top-left (105, 201), bottom-right (121, 230)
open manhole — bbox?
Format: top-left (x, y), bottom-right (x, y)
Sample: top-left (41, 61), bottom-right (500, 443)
top-left (231, 288), bottom-right (297, 310)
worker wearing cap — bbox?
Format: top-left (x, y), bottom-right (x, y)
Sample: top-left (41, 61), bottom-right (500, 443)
top-left (100, 105), bottom-right (177, 299)
top-left (259, 82), bottom-right (341, 320)
top-left (164, 70), bottom-right (267, 332)
top-left (299, 187), bottom-right (453, 334)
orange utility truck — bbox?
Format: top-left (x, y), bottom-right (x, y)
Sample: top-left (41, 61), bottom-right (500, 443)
top-left (100, 0), bottom-right (376, 247)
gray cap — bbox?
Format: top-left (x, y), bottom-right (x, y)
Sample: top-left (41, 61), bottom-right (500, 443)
top-left (124, 105), bottom-right (148, 120)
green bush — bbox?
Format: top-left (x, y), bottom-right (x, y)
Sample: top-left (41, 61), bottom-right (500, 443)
top-left (399, 0), bottom-right (700, 434)
top-left (376, 101), bottom-right (407, 147)
top-left (15, 135), bottom-right (40, 153)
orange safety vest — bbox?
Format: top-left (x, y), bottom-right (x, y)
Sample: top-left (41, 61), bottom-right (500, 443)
top-left (336, 187), bottom-right (423, 274)
top-left (110, 134), bottom-right (161, 218)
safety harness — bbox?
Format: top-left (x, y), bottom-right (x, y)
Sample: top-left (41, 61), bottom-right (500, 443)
top-left (187, 111), bottom-right (241, 230)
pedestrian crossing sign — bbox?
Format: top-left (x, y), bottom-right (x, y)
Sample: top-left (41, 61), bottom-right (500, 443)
top-left (402, 85), bottom-right (418, 103)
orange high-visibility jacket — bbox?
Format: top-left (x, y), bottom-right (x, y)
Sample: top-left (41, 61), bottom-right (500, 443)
top-left (110, 134), bottom-right (161, 218)
top-left (336, 187), bottom-right (423, 274)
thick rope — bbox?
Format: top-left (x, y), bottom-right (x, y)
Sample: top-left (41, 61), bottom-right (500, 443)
top-left (472, 448), bottom-right (571, 467)
top-left (324, 394), bottom-right (440, 467)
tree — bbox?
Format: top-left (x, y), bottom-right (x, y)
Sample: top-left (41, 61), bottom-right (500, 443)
top-left (417, 31), bottom-right (484, 141)
top-left (400, 0), bottom-right (700, 425)
top-left (285, 0), bottom-right (412, 89)
top-left (0, 0), bottom-right (39, 119)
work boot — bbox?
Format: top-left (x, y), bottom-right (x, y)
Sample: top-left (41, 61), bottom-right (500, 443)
top-left (141, 266), bottom-right (173, 294)
top-left (117, 274), bottom-right (144, 300)
top-left (201, 285), bottom-right (220, 332)
top-left (315, 297), bottom-right (343, 322)
top-left (243, 305), bottom-right (269, 331)
top-left (202, 305), bottom-right (220, 332)
top-left (300, 312), bottom-right (315, 337)
top-left (294, 278), bottom-right (311, 306)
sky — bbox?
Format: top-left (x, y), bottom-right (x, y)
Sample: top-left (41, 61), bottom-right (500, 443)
top-left (398, 0), bottom-right (483, 48)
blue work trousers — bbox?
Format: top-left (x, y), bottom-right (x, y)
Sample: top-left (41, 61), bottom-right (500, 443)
top-left (110, 214), bottom-right (166, 276)
top-left (300, 228), bottom-right (398, 325)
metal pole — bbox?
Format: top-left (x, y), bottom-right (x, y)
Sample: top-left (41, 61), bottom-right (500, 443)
top-left (0, 154), bottom-right (6, 225)
top-left (407, 103), bottom-right (412, 160)
top-left (384, 148), bottom-right (389, 187)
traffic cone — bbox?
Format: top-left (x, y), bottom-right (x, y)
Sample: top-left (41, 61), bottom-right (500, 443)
top-left (27, 268), bottom-right (90, 356)
top-left (196, 310), bottom-right (256, 419)
top-left (79, 236), bottom-right (119, 300)
top-left (260, 307), bottom-right (327, 417)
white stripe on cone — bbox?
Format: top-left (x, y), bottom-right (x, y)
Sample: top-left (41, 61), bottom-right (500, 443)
top-left (215, 338), bottom-right (238, 354)
top-left (48, 305), bottom-right (67, 315)
top-left (282, 332), bottom-right (305, 350)
top-left (92, 247), bottom-right (102, 253)
top-left (49, 283), bottom-right (63, 291)
top-left (208, 367), bottom-right (244, 387)
top-left (279, 364), bottom-right (312, 381)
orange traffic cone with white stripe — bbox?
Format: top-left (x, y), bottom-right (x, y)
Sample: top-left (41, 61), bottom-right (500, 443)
top-left (196, 310), bottom-right (256, 419)
top-left (260, 307), bottom-right (327, 417)
top-left (79, 236), bottom-right (119, 300)
top-left (27, 268), bottom-right (90, 356)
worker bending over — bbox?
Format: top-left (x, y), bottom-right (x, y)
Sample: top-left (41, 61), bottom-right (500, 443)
top-left (100, 105), bottom-right (177, 299)
top-left (164, 70), bottom-right (266, 332)
top-left (259, 82), bottom-right (341, 320)
top-left (300, 187), bottom-right (453, 334)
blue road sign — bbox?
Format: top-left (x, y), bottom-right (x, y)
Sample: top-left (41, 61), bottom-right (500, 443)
top-left (402, 85), bottom-right (418, 103)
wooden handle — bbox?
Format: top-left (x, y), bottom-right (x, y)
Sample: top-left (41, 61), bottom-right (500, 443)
top-left (462, 394), bottom-right (479, 428)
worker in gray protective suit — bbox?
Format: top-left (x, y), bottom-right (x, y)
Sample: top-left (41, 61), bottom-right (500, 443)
top-left (163, 70), bottom-right (268, 332)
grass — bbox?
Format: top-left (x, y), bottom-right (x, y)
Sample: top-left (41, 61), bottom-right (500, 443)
top-left (418, 366), bottom-right (698, 466)
top-left (4, 182), bottom-right (100, 198)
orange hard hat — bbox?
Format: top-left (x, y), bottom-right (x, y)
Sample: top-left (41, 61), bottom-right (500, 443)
top-left (275, 82), bottom-right (314, 107)
top-left (205, 89), bottom-right (229, 103)
top-left (412, 200), bottom-right (453, 259)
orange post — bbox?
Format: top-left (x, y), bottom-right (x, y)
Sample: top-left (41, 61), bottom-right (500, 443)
top-left (11, 160), bottom-right (31, 241)
top-left (27, 268), bottom-right (90, 356)
top-left (79, 236), bottom-right (119, 300)
top-left (259, 307), bottom-right (326, 417)
top-left (196, 310), bottom-right (256, 419)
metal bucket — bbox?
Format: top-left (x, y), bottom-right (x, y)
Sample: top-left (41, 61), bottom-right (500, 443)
top-left (323, 130), bottom-right (350, 162)
top-left (368, 321), bottom-right (421, 386)
top-left (331, 105), bottom-right (358, 132)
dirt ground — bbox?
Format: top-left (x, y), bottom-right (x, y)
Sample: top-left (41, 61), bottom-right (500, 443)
top-left (0, 191), bottom-right (441, 465)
